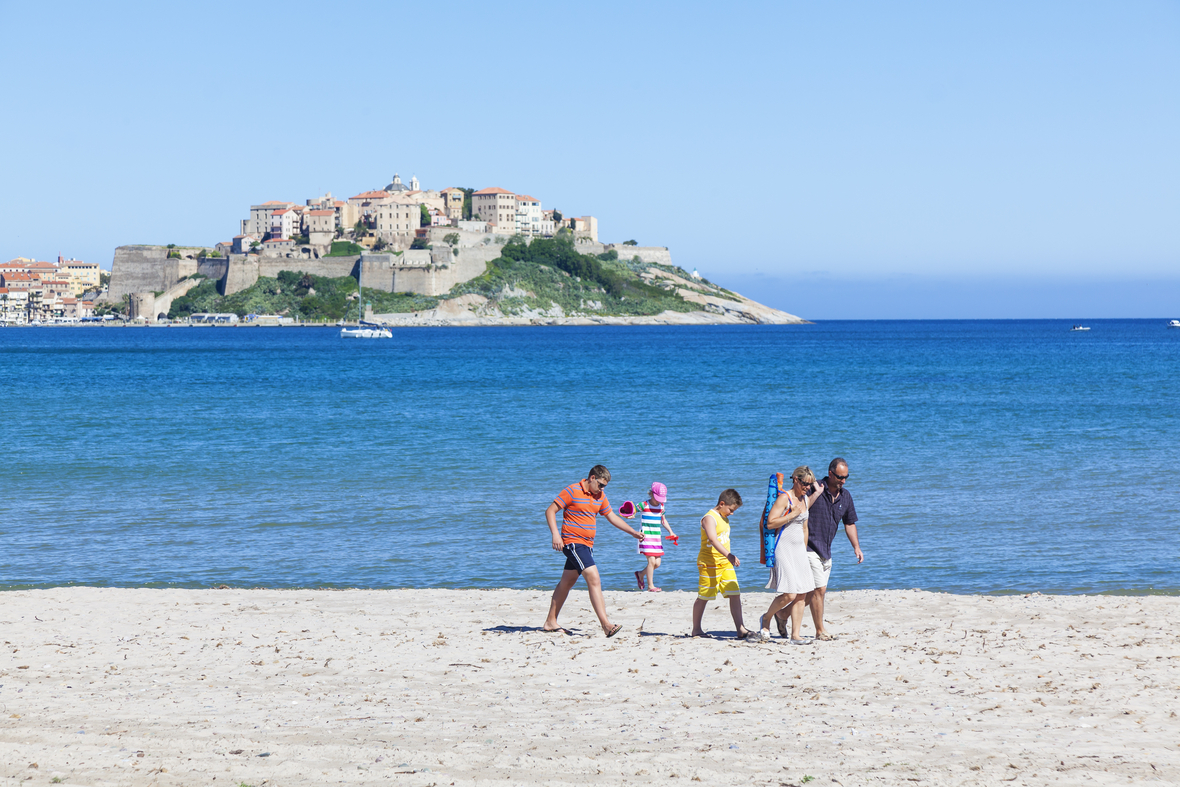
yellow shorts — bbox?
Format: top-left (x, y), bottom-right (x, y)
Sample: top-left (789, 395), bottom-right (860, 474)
top-left (697, 560), bottom-right (740, 600)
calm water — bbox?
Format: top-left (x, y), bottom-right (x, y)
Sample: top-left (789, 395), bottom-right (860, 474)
top-left (2, 320), bottom-right (1177, 594)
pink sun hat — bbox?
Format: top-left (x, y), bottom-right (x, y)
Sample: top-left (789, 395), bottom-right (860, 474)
top-left (651, 482), bottom-right (667, 503)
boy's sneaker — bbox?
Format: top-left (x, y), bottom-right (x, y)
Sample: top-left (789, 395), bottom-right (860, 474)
top-left (634, 570), bottom-right (645, 591)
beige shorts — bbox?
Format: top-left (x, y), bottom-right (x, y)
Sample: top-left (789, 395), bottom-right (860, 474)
top-left (807, 549), bottom-right (833, 588)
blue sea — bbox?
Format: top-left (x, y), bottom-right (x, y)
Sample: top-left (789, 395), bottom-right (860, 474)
top-left (2, 320), bottom-right (1177, 595)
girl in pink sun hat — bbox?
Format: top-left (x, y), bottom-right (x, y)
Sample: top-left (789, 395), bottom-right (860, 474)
top-left (631, 482), bottom-right (678, 591)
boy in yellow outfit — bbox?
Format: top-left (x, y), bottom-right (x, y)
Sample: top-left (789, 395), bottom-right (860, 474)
top-left (691, 489), bottom-right (752, 639)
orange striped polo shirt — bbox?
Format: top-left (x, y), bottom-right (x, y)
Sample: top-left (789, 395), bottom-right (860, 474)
top-left (556, 479), bottom-right (612, 548)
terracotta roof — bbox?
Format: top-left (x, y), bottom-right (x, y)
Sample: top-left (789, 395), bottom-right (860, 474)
top-left (263, 238), bottom-right (291, 244)
top-left (3, 272), bottom-right (33, 280)
top-left (441, 187), bottom-right (464, 194)
top-left (351, 190), bottom-right (390, 200)
top-left (516, 195), bottom-right (540, 203)
top-left (0, 288), bottom-right (8, 294)
top-left (261, 200), bottom-right (288, 205)
top-left (272, 209), bottom-right (294, 216)
top-left (307, 210), bottom-right (334, 216)
top-left (474, 187), bottom-right (515, 196)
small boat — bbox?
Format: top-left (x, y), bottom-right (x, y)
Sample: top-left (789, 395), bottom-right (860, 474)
top-left (341, 327), bottom-right (392, 338)
top-left (341, 255), bottom-right (391, 339)
top-left (1069, 325), bottom-right (1090, 332)
top-left (1168, 320), bottom-right (1180, 328)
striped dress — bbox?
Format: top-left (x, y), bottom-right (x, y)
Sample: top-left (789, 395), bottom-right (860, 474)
top-left (638, 501), bottom-right (666, 556)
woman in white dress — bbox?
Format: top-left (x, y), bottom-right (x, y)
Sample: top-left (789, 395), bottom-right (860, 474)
top-left (754, 466), bottom-right (825, 644)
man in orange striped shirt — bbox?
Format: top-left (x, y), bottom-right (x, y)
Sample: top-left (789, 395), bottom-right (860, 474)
top-left (542, 465), bottom-right (643, 637)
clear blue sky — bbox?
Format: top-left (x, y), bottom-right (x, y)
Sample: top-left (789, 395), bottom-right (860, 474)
top-left (2, 1), bottom-right (1177, 318)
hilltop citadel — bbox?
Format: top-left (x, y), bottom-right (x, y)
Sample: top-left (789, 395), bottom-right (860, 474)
top-left (2, 175), bottom-right (803, 326)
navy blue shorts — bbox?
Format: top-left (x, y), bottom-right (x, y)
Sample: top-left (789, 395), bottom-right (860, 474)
top-left (562, 543), bottom-right (596, 573)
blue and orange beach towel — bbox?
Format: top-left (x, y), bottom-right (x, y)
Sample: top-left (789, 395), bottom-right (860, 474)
top-left (758, 472), bottom-right (791, 568)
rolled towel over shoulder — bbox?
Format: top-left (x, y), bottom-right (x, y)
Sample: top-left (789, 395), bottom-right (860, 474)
top-left (759, 472), bottom-right (790, 567)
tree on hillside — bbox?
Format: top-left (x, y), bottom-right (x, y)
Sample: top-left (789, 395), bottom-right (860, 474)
top-left (461, 188), bottom-right (474, 220)
top-left (443, 232), bottom-right (460, 246)
top-left (420, 205), bottom-right (430, 228)
top-left (623, 239), bottom-right (638, 246)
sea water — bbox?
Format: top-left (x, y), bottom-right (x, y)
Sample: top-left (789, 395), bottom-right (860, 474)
top-left (1, 320), bottom-right (1177, 594)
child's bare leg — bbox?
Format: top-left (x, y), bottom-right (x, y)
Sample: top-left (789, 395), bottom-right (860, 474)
top-left (543, 569), bottom-right (580, 631)
top-left (646, 556), bottom-right (660, 590)
top-left (728, 594), bottom-right (748, 637)
top-left (582, 566), bottom-right (615, 634)
top-left (788, 597), bottom-right (807, 639)
top-left (691, 598), bottom-right (709, 636)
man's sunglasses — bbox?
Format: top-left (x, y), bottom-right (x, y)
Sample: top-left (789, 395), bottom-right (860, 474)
top-left (832, 473), bottom-right (848, 481)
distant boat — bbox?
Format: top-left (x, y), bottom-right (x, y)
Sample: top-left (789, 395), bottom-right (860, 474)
top-left (1070, 325), bottom-right (1091, 332)
top-left (1168, 320), bottom-right (1180, 328)
top-left (341, 256), bottom-right (392, 339)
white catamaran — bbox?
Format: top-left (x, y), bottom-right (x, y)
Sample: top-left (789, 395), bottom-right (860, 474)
top-left (341, 255), bottom-right (392, 339)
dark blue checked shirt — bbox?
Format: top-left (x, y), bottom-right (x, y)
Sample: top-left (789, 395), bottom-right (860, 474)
top-left (806, 477), bottom-right (858, 561)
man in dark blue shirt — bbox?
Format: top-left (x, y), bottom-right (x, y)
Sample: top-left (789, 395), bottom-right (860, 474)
top-left (804, 457), bottom-right (863, 640)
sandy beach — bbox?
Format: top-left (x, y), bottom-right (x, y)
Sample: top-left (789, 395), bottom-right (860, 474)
top-left (1, 588), bottom-right (1176, 786)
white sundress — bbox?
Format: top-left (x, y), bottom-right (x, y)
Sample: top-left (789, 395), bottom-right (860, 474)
top-left (766, 495), bottom-right (817, 595)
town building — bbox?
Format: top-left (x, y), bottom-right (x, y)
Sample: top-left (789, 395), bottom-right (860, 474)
top-left (472, 188), bottom-right (518, 234)
top-left (270, 208), bottom-right (299, 240)
top-left (0, 271), bottom-right (37, 292)
top-left (349, 190), bottom-right (391, 224)
top-left (307, 210), bottom-right (336, 245)
top-left (0, 288), bottom-right (28, 325)
top-left (515, 195), bottom-right (549, 236)
top-left (242, 201), bottom-right (295, 238)
top-left (568, 215), bottom-right (599, 242)
top-left (441, 188), bottom-right (465, 220)
top-left (260, 237), bottom-right (295, 256)
top-left (59, 258), bottom-right (101, 295)
top-left (374, 195), bottom-right (422, 245)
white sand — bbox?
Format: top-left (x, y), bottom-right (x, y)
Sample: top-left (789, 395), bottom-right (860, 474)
top-left (1, 588), bottom-right (1177, 786)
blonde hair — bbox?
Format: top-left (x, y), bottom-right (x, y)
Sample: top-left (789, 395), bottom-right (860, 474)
top-left (792, 466), bottom-right (815, 487)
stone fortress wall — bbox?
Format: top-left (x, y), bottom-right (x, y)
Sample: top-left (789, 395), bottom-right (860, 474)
top-left (110, 233), bottom-right (683, 323)
top-left (110, 231), bottom-right (518, 320)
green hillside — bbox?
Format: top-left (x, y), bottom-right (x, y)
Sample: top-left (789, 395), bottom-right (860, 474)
top-left (168, 272), bottom-right (437, 321)
top-left (450, 237), bottom-right (695, 316)
top-left (167, 237), bottom-right (711, 321)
